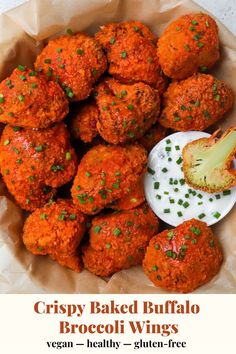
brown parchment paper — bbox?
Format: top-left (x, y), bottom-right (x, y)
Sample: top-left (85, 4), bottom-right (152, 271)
top-left (0, 0), bottom-right (236, 294)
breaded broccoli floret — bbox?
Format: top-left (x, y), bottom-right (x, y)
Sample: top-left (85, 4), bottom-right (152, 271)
top-left (183, 128), bottom-right (236, 193)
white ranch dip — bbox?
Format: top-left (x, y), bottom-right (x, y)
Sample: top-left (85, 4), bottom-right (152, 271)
top-left (144, 131), bottom-right (236, 226)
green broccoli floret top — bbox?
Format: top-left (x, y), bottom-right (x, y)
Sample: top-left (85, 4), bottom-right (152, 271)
top-left (183, 128), bottom-right (236, 193)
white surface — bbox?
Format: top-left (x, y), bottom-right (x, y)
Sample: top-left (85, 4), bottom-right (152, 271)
top-left (144, 131), bottom-right (236, 227)
top-left (0, 0), bottom-right (236, 35)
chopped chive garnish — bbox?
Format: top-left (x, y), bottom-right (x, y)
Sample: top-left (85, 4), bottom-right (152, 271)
top-left (156, 194), bottom-right (161, 200)
top-left (77, 48), bottom-right (84, 55)
top-left (35, 145), bottom-right (43, 152)
top-left (147, 167), bottom-right (155, 175)
top-left (121, 51), bottom-right (127, 58)
top-left (215, 194), bottom-right (221, 200)
top-left (190, 227), bottom-right (201, 236)
top-left (163, 209), bottom-right (170, 213)
top-left (223, 190), bottom-right (231, 196)
top-left (127, 131), bottom-right (135, 138)
top-left (197, 193), bottom-right (203, 199)
top-left (3, 139), bottom-right (10, 146)
top-left (109, 37), bottom-right (116, 44)
top-left (152, 265), bottom-right (158, 271)
top-left (17, 65), bottom-right (25, 71)
top-left (213, 212), bottom-right (221, 219)
top-left (92, 68), bottom-right (98, 76)
top-left (197, 42), bottom-right (204, 48)
top-left (94, 226), bottom-right (101, 233)
top-left (178, 199), bottom-right (183, 205)
top-left (66, 151), bottom-right (71, 160)
top-left (127, 104), bottom-right (134, 110)
top-left (209, 240), bottom-right (215, 248)
top-left (183, 201), bottom-right (190, 208)
top-left (184, 44), bottom-right (190, 51)
top-left (198, 213), bottom-right (206, 219)
top-left (113, 228), bottom-right (121, 236)
top-left (162, 168), bottom-right (168, 173)
top-left (66, 28), bottom-right (74, 36)
top-left (179, 179), bottom-right (185, 185)
top-left (176, 157), bottom-right (183, 165)
top-left (174, 116), bottom-right (181, 122)
top-left (194, 34), bottom-right (201, 40)
top-left (18, 95), bottom-right (24, 102)
top-left (169, 198), bottom-right (175, 204)
top-left (167, 231), bottom-right (174, 240)
top-left (69, 214), bottom-right (77, 220)
top-left (51, 164), bottom-right (64, 172)
top-left (175, 145), bottom-right (180, 151)
top-left (200, 65), bottom-right (208, 72)
top-left (166, 139), bottom-right (171, 144)
top-left (165, 147), bottom-right (171, 152)
top-left (154, 182), bottom-right (160, 189)
top-left (165, 250), bottom-right (177, 259)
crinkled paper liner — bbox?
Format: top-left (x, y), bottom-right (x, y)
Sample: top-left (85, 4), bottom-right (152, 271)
top-left (0, 0), bottom-right (235, 294)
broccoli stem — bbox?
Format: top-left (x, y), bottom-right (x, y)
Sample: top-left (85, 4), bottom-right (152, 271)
top-left (192, 129), bottom-right (236, 179)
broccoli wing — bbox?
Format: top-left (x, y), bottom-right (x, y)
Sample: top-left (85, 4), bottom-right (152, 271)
top-left (183, 128), bottom-right (236, 193)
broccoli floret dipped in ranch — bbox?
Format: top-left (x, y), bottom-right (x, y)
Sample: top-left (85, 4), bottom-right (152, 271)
top-left (183, 127), bottom-right (236, 193)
